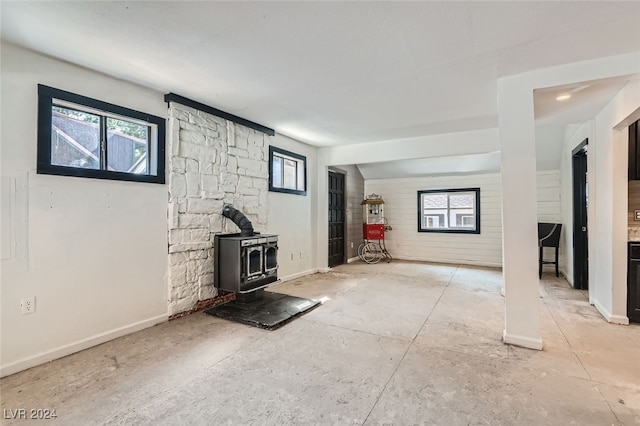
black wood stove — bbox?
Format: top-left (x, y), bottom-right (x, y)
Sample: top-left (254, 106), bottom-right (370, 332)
top-left (207, 204), bottom-right (319, 328)
top-left (215, 205), bottom-right (278, 302)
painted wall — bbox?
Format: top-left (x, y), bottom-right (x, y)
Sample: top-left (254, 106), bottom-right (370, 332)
top-left (590, 79), bottom-right (640, 323)
top-left (343, 165), bottom-right (365, 261)
top-left (559, 80), bottom-right (640, 322)
top-left (165, 103), bottom-right (273, 315)
top-left (267, 134), bottom-right (318, 281)
top-left (366, 173), bottom-right (502, 266)
top-left (327, 165), bottom-right (364, 262)
top-left (365, 172), bottom-right (561, 268)
top-left (536, 170), bottom-right (564, 273)
top-left (1, 43), bottom-right (169, 376)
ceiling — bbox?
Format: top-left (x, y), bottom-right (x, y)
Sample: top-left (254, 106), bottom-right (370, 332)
top-left (2, 1), bottom-right (640, 177)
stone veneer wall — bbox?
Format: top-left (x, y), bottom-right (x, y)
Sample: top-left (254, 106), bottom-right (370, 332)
top-left (167, 103), bottom-right (270, 314)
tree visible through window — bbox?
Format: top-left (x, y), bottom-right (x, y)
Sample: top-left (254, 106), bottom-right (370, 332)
top-left (38, 85), bottom-right (165, 184)
top-left (417, 188), bottom-right (480, 233)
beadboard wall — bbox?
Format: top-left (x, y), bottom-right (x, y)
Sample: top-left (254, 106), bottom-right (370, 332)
top-left (365, 171), bottom-right (561, 268)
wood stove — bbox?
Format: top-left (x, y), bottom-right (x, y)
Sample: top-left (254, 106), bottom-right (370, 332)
top-left (214, 204), bottom-right (278, 300)
top-left (214, 233), bottom-right (279, 294)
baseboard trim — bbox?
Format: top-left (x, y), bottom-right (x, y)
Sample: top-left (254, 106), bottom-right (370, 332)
top-left (318, 267), bottom-right (331, 273)
top-left (503, 330), bottom-right (543, 350)
top-left (392, 255), bottom-right (502, 269)
top-left (346, 256), bottom-right (360, 264)
top-left (609, 315), bottom-right (630, 325)
top-left (276, 269), bottom-right (319, 283)
top-left (0, 313), bottom-right (168, 378)
top-left (591, 298), bottom-right (630, 324)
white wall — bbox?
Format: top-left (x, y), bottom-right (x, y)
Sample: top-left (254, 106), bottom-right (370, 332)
top-left (1, 43), bottom-right (169, 376)
top-left (558, 81), bottom-right (640, 322)
top-left (366, 172), bottom-right (561, 268)
top-left (537, 170), bottom-right (564, 273)
top-left (537, 171), bottom-right (561, 223)
top-left (366, 173), bottom-right (502, 266)
top-left (267, 134), bottom-right (318, 281)
top-left (341, 165), bottom-right (365, 261)
top-left (590, 80), bottom-right (640, 323)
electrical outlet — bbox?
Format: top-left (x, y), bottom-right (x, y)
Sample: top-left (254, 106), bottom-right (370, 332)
top-left (21, 297), bottom-right (35, 314)
top-left (350, 242), bottom-right (354, 248)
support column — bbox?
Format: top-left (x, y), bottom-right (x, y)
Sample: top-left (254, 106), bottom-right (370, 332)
top-left (316, 150), bottom-right (330, 272)
top-left (498, 76), bottom-right (543, 350)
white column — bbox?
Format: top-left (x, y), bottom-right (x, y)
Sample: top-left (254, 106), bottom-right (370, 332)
top-left (316, 150), bottom-right (330, 272)
top-left (498, 76), bottom-right (543, 350)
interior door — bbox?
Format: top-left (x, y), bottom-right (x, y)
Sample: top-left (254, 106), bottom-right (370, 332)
top-left (572, 140), bottom-right (589, 290)
top-left (328, 171), bottom-right (345, 268)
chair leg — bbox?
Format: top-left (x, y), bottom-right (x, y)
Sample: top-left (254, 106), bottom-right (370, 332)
top-left (555, 247), bottom-right (559, 277)
top-left (539, 246), bottom-right (543, 279)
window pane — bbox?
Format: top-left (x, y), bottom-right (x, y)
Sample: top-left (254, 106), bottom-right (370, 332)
top-left (268, 146), bottom-right (307, 195)
top-left (283, 158), bottom-right (297, 189)
top-left (51, 106), bottom-right (100, 169)
top-left (107, 118), bottom-right (149, 174)
top-left (418, 189), bottom-right (479, 233)
top-left (449, 193), bottom-right (474, 208)
top-left (423, 194), bottom-right (447, 208)
top-left (297, 160), bottom-right (305, 191)
top-left (450, 209), bottom-right (475, 228)
top-left (272, 155), bottom-right (283, 188)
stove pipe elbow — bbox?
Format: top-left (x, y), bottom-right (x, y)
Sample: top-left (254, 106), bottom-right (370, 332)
top-left (222, 204), bottom-right (255, 237)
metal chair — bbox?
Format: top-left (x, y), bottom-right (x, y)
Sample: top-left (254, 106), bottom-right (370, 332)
top-left (538, 223), bottom-right (562, 279)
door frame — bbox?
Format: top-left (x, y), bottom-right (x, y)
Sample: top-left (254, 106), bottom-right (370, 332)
top-left (572, 138), bottom-right (589, 290)
top-left (327, 169), bottom-right (346, 267)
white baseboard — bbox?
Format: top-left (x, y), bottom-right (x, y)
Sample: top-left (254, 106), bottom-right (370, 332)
top-left (502, 329), bottom-right (543, 350)
top-left (318, 267), bottom-right (331, 273)
top-left (275, 269), bottom-right (319, 283)
top-left (346, 256), bottom-right (360, 264)
top-left (392, 255), bottom-right (502, 269)
top-left (592, 298), bottom-right (629, 324)
top-left (609, 315), bottom-right (630, 325)
top-left (0, 313), bottom-right (168, 378)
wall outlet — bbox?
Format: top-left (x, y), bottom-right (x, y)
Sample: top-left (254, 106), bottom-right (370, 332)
top-left (350, 242), bottom-right (354, 248)
top-left (635, 210), bottom-right (640, 221)
top-left (21, 297), bottom-right (35, 314)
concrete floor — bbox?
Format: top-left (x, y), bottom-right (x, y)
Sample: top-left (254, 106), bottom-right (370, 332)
top-left (1, 261), bottom-right (639, 425)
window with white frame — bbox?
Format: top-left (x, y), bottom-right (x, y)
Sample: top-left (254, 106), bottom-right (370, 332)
top-left (418, 188), bottom-right (480, 233)
top-left (37, 84), bottom-right (166, 184)
top-left (268, 146), bottom-right (306, 195)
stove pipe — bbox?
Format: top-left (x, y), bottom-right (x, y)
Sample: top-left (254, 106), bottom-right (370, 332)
top-left (222, 204), bottom-right (255, 237)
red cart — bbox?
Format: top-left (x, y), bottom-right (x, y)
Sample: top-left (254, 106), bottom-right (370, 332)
top-left (358, 194), bottom-right (392, 264)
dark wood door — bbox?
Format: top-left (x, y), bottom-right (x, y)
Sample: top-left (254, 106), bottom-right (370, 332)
top-left (628, 244), bottom-right (640, 323)
top-left (572, 140), bottom-right (588, 290)
top-left (328, 171), bottom-right (345, 267)
top-left (629, 120), bottom-right (640, 181)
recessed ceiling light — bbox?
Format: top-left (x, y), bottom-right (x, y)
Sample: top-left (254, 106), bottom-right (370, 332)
top-left (556, 94), bottom-right (571, 101)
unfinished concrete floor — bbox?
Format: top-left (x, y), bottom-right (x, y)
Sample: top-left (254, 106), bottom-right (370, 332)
top-left (1, 261), bottom-right (639, 425)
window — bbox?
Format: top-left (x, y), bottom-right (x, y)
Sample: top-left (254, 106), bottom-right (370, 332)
top-left (418, 188), bottom-right (480, 233)
top-left (269, 146), bottom-right (306, 195)
top-left (37, 84), bottom-right (165, 184)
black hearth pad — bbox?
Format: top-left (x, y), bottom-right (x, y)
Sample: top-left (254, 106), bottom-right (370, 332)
top-left (204, 292), bottom-right (320, 330)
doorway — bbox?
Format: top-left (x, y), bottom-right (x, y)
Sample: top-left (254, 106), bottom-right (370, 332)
top-left (572, 139), bottom-right (588, 290)
top-left (328, 170), bottom-right (345, 267)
